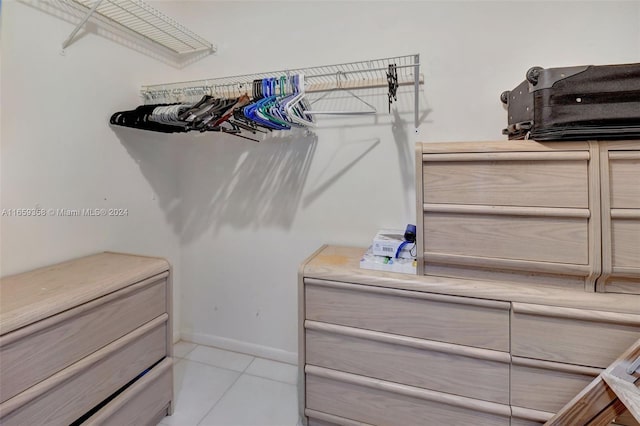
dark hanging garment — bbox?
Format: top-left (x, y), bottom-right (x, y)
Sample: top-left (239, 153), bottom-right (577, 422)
top-left (501, 63), bottom-right (640, 141)
top-left (110, 104), bottom-right (189, 133)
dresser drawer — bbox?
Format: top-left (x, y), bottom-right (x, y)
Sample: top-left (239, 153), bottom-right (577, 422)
top-left (603, 213), bottom-right (640, 294)
top-left (512, 303), bottom-right (640, 368)
top-left (84, 357), bottom-right (173, 426)
top-left (422, 152), bottom-right (589, 208)
top-left (306, 409), bottom-right (373, 426)
top-left (308, 418), bottom-right (339, 426)
top-left (512, 410), bottom-right (640, 426)
top-left (305, 279), bottom-right (510, 351)
top-left (609, 151), bottom-right (640, 209)
top-left (510, 406), bottom-right (553, 426)
top-left (511, 356), bottom-right (601, 413)
top-left (424, 212), bottom-right (588, 265)
top-left (611, 216), bottom-right (640, 270)
top-left (305, 321), bottom-right (509, 404)
top-left (0, 317), bottom-right (167, 426)
top-left (306, 366), bottom-right (510, 426)
top-left (0, 275), bottom-right (167, 403)
top-left (598, 148), bottom-right (640, 294)
top-left (511, 419), bottom-right (546, 426)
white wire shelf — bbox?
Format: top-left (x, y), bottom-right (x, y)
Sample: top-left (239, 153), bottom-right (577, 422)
top-left (64, 0), bottom-right (215, 55)
top-left (140, 54), bottom-right (422, 129)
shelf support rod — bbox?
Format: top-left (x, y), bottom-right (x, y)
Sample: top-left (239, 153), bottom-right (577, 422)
top-left (62, 0), bottom-right (104, 51)
top-left (414, 54), bottom-right (420, 133)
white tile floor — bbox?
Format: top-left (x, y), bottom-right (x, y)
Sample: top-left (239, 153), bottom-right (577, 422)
top-left (159, 341), bottom-right (301, 426)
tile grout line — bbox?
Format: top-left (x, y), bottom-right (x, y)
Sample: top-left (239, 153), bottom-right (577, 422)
top-left (177, 343), bottom-right (199, 359)
top-left (177, 347), bottom-right (298, 383)
top-left (178, 343), bottom-right (298, 367)
top-left (242, 371), bottom-right (298, 387)
top-left (242, 357), bottom-right (257, 373)
top-left (180, 355), bottom-right (297, 385)
top-left (194, 367), bottom-right (247, 426)
top-left (180, 357), bottom-right (254, 375)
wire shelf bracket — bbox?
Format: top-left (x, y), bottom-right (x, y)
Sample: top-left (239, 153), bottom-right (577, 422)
top-left (61, 0), bottom-right (215, 56)
top-left (140, 54), bottom-right (424, 132)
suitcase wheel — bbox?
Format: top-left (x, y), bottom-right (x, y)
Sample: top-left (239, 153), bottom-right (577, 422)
top-left (526, 66), bottom-right (544, 85)
top-left (500, 91), bottom-right (510, 105)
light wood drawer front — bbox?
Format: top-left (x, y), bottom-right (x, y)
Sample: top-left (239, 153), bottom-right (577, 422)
top-left (0, 317), bottom-right (167, 426)
top-left (424, 213), bottom-right (588, 265)
top-left (305, 367), bottom-right (510, 426)
top-left (305, 409), bottom-right (373, 426)
top-left (309, 419), bottom-right (339, 426)
top-left (610, 152), bottom-right (640, 208)
top-left (0, 277), bottom-right (167, 403)
top-left (611, 218), bottom-right (640, 269)
top-left (511, 357), bottom-right (601, 413)
top-left (84, 357), bottom-right (173, 426)
top-left (510, 406), bottom-right (553, 426)
top-left (511, 419), bottom-right (545, 426)
top-left (511, 410), bottom-right (640, 426)
top-left (423, 158), bottom-right (588, 208)
top-left (305, 280), bottom-right (510, 351)
top-left (512, 303), bottom-right (640, 368)
top-left (305, 322), bottom-right (509, 404)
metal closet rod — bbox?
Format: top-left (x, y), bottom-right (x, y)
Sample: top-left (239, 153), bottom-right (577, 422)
top-left (141, 54), bottom-right (422, 130)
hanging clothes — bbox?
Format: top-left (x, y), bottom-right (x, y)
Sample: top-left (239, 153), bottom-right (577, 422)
top-left (110, 75), bottom-right (315, 142)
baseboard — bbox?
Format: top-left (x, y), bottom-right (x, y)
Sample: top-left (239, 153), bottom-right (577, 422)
top-left (180, 331), bottom-right (298, 365)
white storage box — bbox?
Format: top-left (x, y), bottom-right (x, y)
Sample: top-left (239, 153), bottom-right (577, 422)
top-left (372, 229), bottom-right (416, 259)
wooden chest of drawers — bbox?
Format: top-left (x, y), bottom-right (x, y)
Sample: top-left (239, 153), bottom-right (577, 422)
top-left (299, 140), bottom-right (639, 425)
top-left (599, 140), bottom-right (640, 294)
top-left (416, 140), bottom-right (601, 290)
top-left (299, 246), bottom-right (640, 426)
top-left (0, 252), bottom-right (173, 425)
top-left (417, 139), bottom-right (640, 295)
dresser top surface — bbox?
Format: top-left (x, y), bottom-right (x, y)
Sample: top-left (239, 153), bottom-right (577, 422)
top-left (302, 245), bottom-right (639, 314)
top-left (0, 252), bottom-right (169, 335)
top-left (418, 140), bottom-right (591, 153)
top-left (418, 140), bottom-right (640, 153)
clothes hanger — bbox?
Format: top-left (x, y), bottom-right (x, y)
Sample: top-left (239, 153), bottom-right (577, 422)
top-left (285, 74), bottom-right (316, 128)
top-left (207, 94), bottom-right (251, 129)
top-left (231, 108), bottom-right (271, 134)
top-left (179, 95), bottom-right (212, 121)
top-left (387, 63), bottom-right (399, 113)
top-left (245, 78), bottom-right (289, 130)
top-left (257, 78), bottom-right (291, 129)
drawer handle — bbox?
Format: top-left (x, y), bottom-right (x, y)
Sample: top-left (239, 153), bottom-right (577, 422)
top-left (512, 303), bottom-right (640, 326)
top-left (422, 152), bottom-right (590, 162)
top-left (424, 204), bottom-right (590, 219)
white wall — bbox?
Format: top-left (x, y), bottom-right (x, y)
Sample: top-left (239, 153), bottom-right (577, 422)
top-left (0, 0), bottom-right (184, 338)
top-left (165, 1), bottom-right (640, 361)
top-left (2, 1), bottom-right (639, 362)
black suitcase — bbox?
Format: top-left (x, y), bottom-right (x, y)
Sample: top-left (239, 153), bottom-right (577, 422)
top-left (501, 63), bottom-right (640, 140)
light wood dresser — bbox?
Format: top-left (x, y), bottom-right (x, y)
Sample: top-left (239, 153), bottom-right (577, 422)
top-left (299, 139), bottom-right (639, 426)
top-left (417, 139), bottom-right (639, 295)
top-left (598, 141), bottom-right (640, 294)
top-left (299, 246), bottom-right (639, 426)
top-left (0, 252), bottom-right (173, 425)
